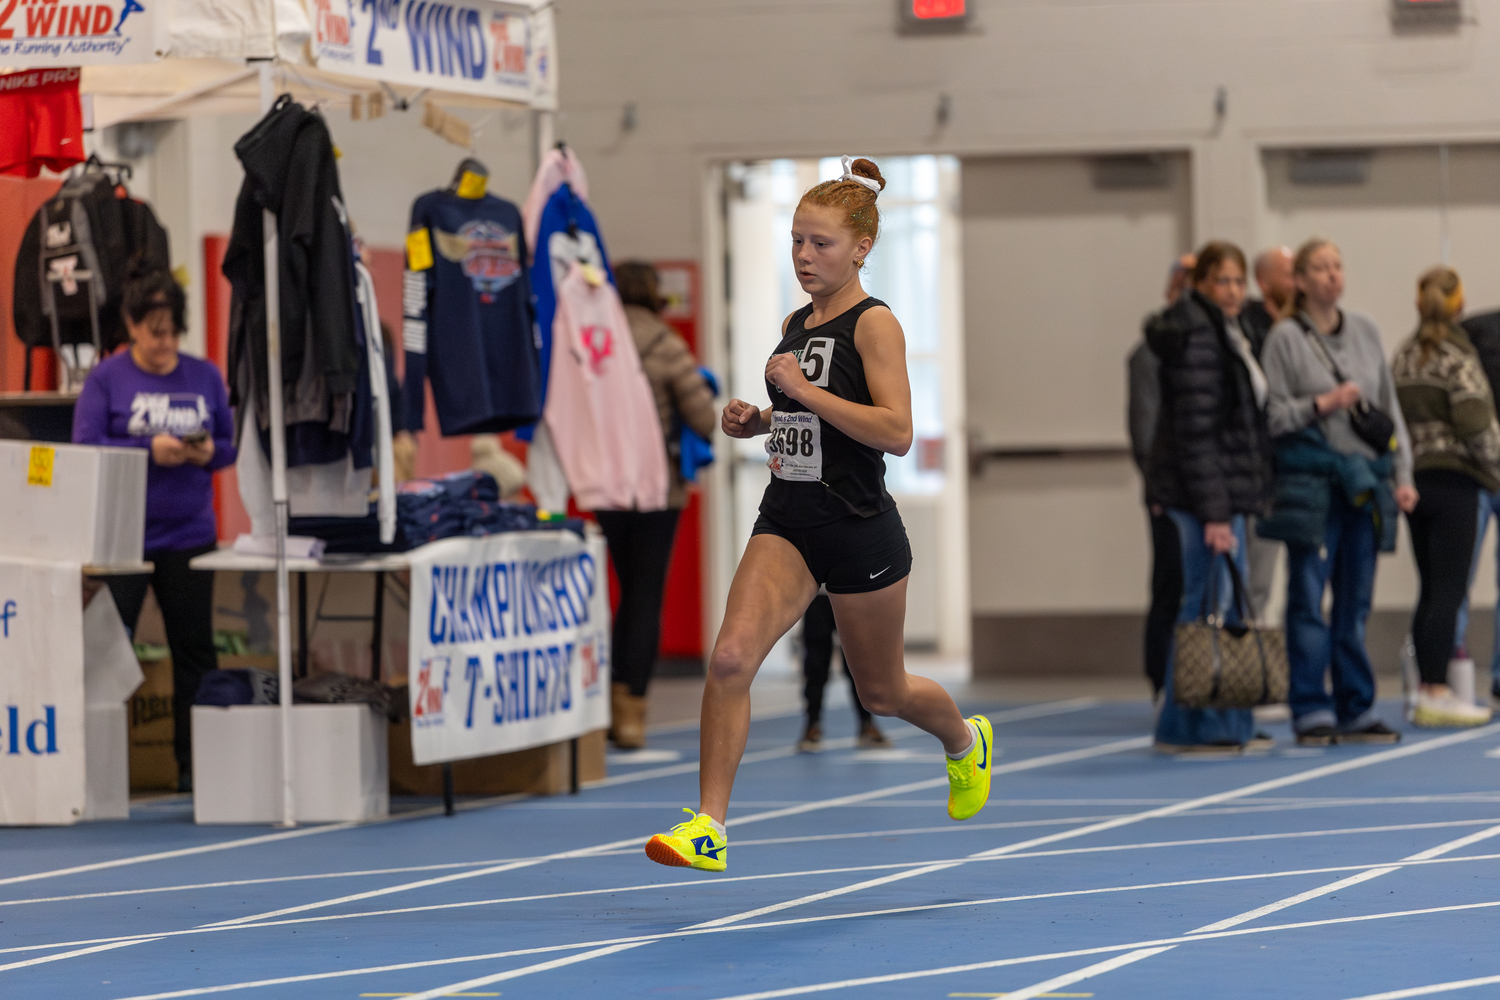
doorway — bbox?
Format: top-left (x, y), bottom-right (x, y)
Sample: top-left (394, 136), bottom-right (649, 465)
top-left (719, 156), bottom-right (969, 672)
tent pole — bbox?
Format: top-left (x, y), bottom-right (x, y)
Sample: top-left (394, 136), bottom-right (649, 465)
top-left (256, 59), bottom-right (296, 829)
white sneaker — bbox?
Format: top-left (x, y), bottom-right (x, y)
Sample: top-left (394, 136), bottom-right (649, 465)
top-left (1400, 636), bottom-right (1420, 717)
top-left (1412, 691), bottom-right (1492, 728)
top-left (1449, 657), bottom-right (1477, 706)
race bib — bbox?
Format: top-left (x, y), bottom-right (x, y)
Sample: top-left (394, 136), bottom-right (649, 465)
top-left (766, 411), bottom-right (822, 482)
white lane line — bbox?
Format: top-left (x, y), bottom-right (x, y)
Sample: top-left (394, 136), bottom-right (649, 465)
top-left (642, 697), bottom-right (1103, 737)
top-left (660, 737), bottom-right (1148, 930)
top-left (0, 939), bottom-right (159, 972)
top-left (0, 826), bottom-right (360, 889)
top-left (204, 735), bottom-right (1149, 928)
top-left (397, 942), bottom-right (652, 1000)
top-left (726, 737), bottom-right (1150, 830)
top-left (1187, 868), bottom-right (1398, 934)
top-left (1189, 821), bottom-right (1500, 934)
top-left (1002, 947), bottom-right (1176, 1000)
top-left (1340, 974), bottom-right (1500, 999)
top-left (683, 863), bottom-right (961, 929)
top-left (992, 815), bottom-right (1500, 995)
top-left (92, 884), bottom-right (1500, 1000)
top-left (14, 821), bottom-right (1500, 957)
top-left (590, 737), bottom-right (863, 788)
top-left (685, 725), bottom-right (1500, 937)
top-left (971, 724), bottom-right (1500, 860)
top-left (695, 899), bottom-right (1500, 1000)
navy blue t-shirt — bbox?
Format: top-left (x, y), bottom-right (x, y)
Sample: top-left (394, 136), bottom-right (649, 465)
top-left (402, 190), bottom-right (542, 435)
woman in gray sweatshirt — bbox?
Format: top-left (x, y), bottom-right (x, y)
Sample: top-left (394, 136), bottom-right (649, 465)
top-left (1259, 238), bottom-right (1415, 747)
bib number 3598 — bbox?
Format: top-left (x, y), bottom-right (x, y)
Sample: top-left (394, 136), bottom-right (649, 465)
top-left (766, 411), bottom-right (822, 482)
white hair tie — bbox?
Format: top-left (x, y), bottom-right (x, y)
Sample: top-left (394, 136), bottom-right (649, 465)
top-left (839, 155), bottom-right (880, 196)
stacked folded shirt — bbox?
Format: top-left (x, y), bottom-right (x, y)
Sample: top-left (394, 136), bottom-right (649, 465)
top-left (289, 471), bottom-right (584, 554)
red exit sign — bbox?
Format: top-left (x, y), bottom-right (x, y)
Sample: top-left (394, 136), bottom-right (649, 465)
top-left (912, 0), bottom-right (965, 17)
top-left (900, 0), bottom-right (970, 29)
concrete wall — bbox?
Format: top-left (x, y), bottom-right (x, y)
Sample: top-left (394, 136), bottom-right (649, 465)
top-left (545, 0), bottom-right (1500, 671)
top-left (120, 1), bottom-right (1500, 671)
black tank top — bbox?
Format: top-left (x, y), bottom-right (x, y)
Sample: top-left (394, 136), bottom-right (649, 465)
top-left (759, 297), bottom-right (898, 527)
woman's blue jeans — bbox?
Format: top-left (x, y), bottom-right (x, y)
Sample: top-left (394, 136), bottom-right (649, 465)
top-left (1155, 510), bottom-right (1256, 747)
top-left (1284, 491), bottom-right (1380, 734)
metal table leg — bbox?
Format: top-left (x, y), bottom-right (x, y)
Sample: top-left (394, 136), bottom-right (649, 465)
top-left (296, 572), bottom-right (308, 679)
top-left (570, 736), bottom-right (580, 794)
top-left (442, 763), bottom-right (455, 816)
top-left (370, 570), bottom-right (385, 683)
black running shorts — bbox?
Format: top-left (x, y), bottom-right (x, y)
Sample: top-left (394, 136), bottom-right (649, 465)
top-left (751, 507), bottom-right (912, 594)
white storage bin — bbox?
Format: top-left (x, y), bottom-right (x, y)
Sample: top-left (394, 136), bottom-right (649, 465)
top-left (191, 704), bottom-right (389, 824)
top-left (0, 441), bottom-right (145, 565)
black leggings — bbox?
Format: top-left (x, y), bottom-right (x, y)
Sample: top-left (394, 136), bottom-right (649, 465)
top-left (801, 593), bottom-right (872, 727)
top-left (107, 543), bottom-right (219, 773)
top-left (1145, 507), bottom-right (1183, 696)
top-left (596, 508), bottom-right (682, 698)
top-left (1408, 469), bottom-right (1480, 686)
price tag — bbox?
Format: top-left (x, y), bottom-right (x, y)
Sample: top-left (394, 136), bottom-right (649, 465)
top-left (406, 228), bottom-right (434, 271)
top-left (26, 446), bottom-right (54, 487)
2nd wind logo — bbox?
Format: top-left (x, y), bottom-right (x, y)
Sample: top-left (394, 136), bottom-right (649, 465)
top-left (0, 0), bottom-right (146, 58)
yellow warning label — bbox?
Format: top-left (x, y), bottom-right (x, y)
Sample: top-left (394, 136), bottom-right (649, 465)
top-left (26, 445), bottom-right (54, 487)
top-left (406, 227), bottom-right (434, 271)
top-left (456, 170), bottom-right (487, 199)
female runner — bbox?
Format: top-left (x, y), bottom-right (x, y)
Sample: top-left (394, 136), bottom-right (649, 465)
top-left (645, 158), bottom-right (992, 872)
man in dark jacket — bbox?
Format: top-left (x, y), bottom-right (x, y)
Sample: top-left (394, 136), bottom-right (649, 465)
top-left (1455, 310), bottom-right (1500, 699)
top-left (1128, 254), bottom-right (1194, 696)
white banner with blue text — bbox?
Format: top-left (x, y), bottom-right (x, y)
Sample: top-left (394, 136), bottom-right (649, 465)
top-left (0, 0), bottom-right (162, 68)
top-left (310, 0), bottom-right (556, 106)
top-left (407, 530), bottom-right (609, 766)
top-left (0, 558), bottom-right (85, 825)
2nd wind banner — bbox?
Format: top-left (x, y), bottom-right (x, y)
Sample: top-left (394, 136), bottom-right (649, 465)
top-left (407, 531), bottom-right (610, 766)
top-left (310, 0), bottom-right (555, 106)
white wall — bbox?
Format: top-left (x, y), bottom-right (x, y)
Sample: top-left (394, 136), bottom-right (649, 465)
top-left (547, 0), bottom-right (1500, 619)
top-left (125, 1), bottom-right (1500, 621)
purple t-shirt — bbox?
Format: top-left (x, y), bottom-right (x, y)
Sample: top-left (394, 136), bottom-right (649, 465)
top-left (71, 350), bottom-right (238, 552)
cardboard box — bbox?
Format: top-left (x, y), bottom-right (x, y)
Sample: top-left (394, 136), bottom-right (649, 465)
top-left (128, 658), bottom-right (176, 792)
top-left (0, 441), bottom-right (145, 565)
top-left (388, 721), bottom-right (607, 797)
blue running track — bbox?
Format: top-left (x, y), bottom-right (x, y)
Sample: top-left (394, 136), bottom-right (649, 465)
top-left (6, 696), bottom-right (1500, 1000)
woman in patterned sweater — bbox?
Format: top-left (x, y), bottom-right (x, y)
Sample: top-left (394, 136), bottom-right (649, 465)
top-left (1393, 266), bottom-right (1500, 728)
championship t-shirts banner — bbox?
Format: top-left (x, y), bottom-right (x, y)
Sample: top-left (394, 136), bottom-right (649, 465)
top-left (310, 0), bottom-right (555, 107)
top-left (407, 531), bottom-right (609, 765)
top-left (0, 0), bottom-right (161, 65)
top-left (0, 558), bottom-right (85, 826)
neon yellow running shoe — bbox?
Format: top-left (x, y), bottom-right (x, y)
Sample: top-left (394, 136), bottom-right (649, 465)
top-left (947, 715), bottom-right (993, 821)
top-left (645, 808), bottom-right (728, 872)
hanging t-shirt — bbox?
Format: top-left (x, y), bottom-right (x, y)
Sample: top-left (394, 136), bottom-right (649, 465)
top-left (521, 182), bottom-right (613, 440)
top-left (542, 262), bottom-right (668, 512)
top-left (402, 190), bottom-right (541, 436)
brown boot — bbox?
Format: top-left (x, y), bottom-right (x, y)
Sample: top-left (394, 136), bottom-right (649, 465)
top-left (609, 683), bottom-right (628, 744)
top-left (611, 684), bottom-right (647, 749)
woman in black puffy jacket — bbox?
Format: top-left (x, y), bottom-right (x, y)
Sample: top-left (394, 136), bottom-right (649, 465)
top-left (1145, 241), bottom-right (1275, 752)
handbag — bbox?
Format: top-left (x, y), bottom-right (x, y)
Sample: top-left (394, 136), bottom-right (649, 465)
top-left (1173, 553), bottom-right (1289, 710)
top-left (1296, 317), bottom-right (1397, 455)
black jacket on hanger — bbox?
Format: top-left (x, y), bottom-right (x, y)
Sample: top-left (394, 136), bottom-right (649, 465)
top-left (12, 171), bottom-right (169, 353)
top-left (222, 96), bottom-right (360, 430)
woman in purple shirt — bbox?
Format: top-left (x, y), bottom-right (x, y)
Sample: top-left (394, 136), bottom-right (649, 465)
top-left (72, 266), bottom-right (236, 792)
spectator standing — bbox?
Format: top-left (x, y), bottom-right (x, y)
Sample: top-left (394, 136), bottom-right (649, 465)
top-left (1145, 242), bottom-right (1274, 752)
top-left (71, 266), bottom-right (237, 792)
top-left (1128, 253), bottom-right (1195, 697)
top-left (1393, 267), bottom-right (1499, 728)
top-left (1259, 239), bottom-right (1413, 746)
top-left (795, 593), bottom-right (891, 751)
top-left (1452, 305), bottom-right (1500, 703)
top-left (1237, 246), bottom-right (1297, 620)
top-left (597, 262), bottom-right (717, 749)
